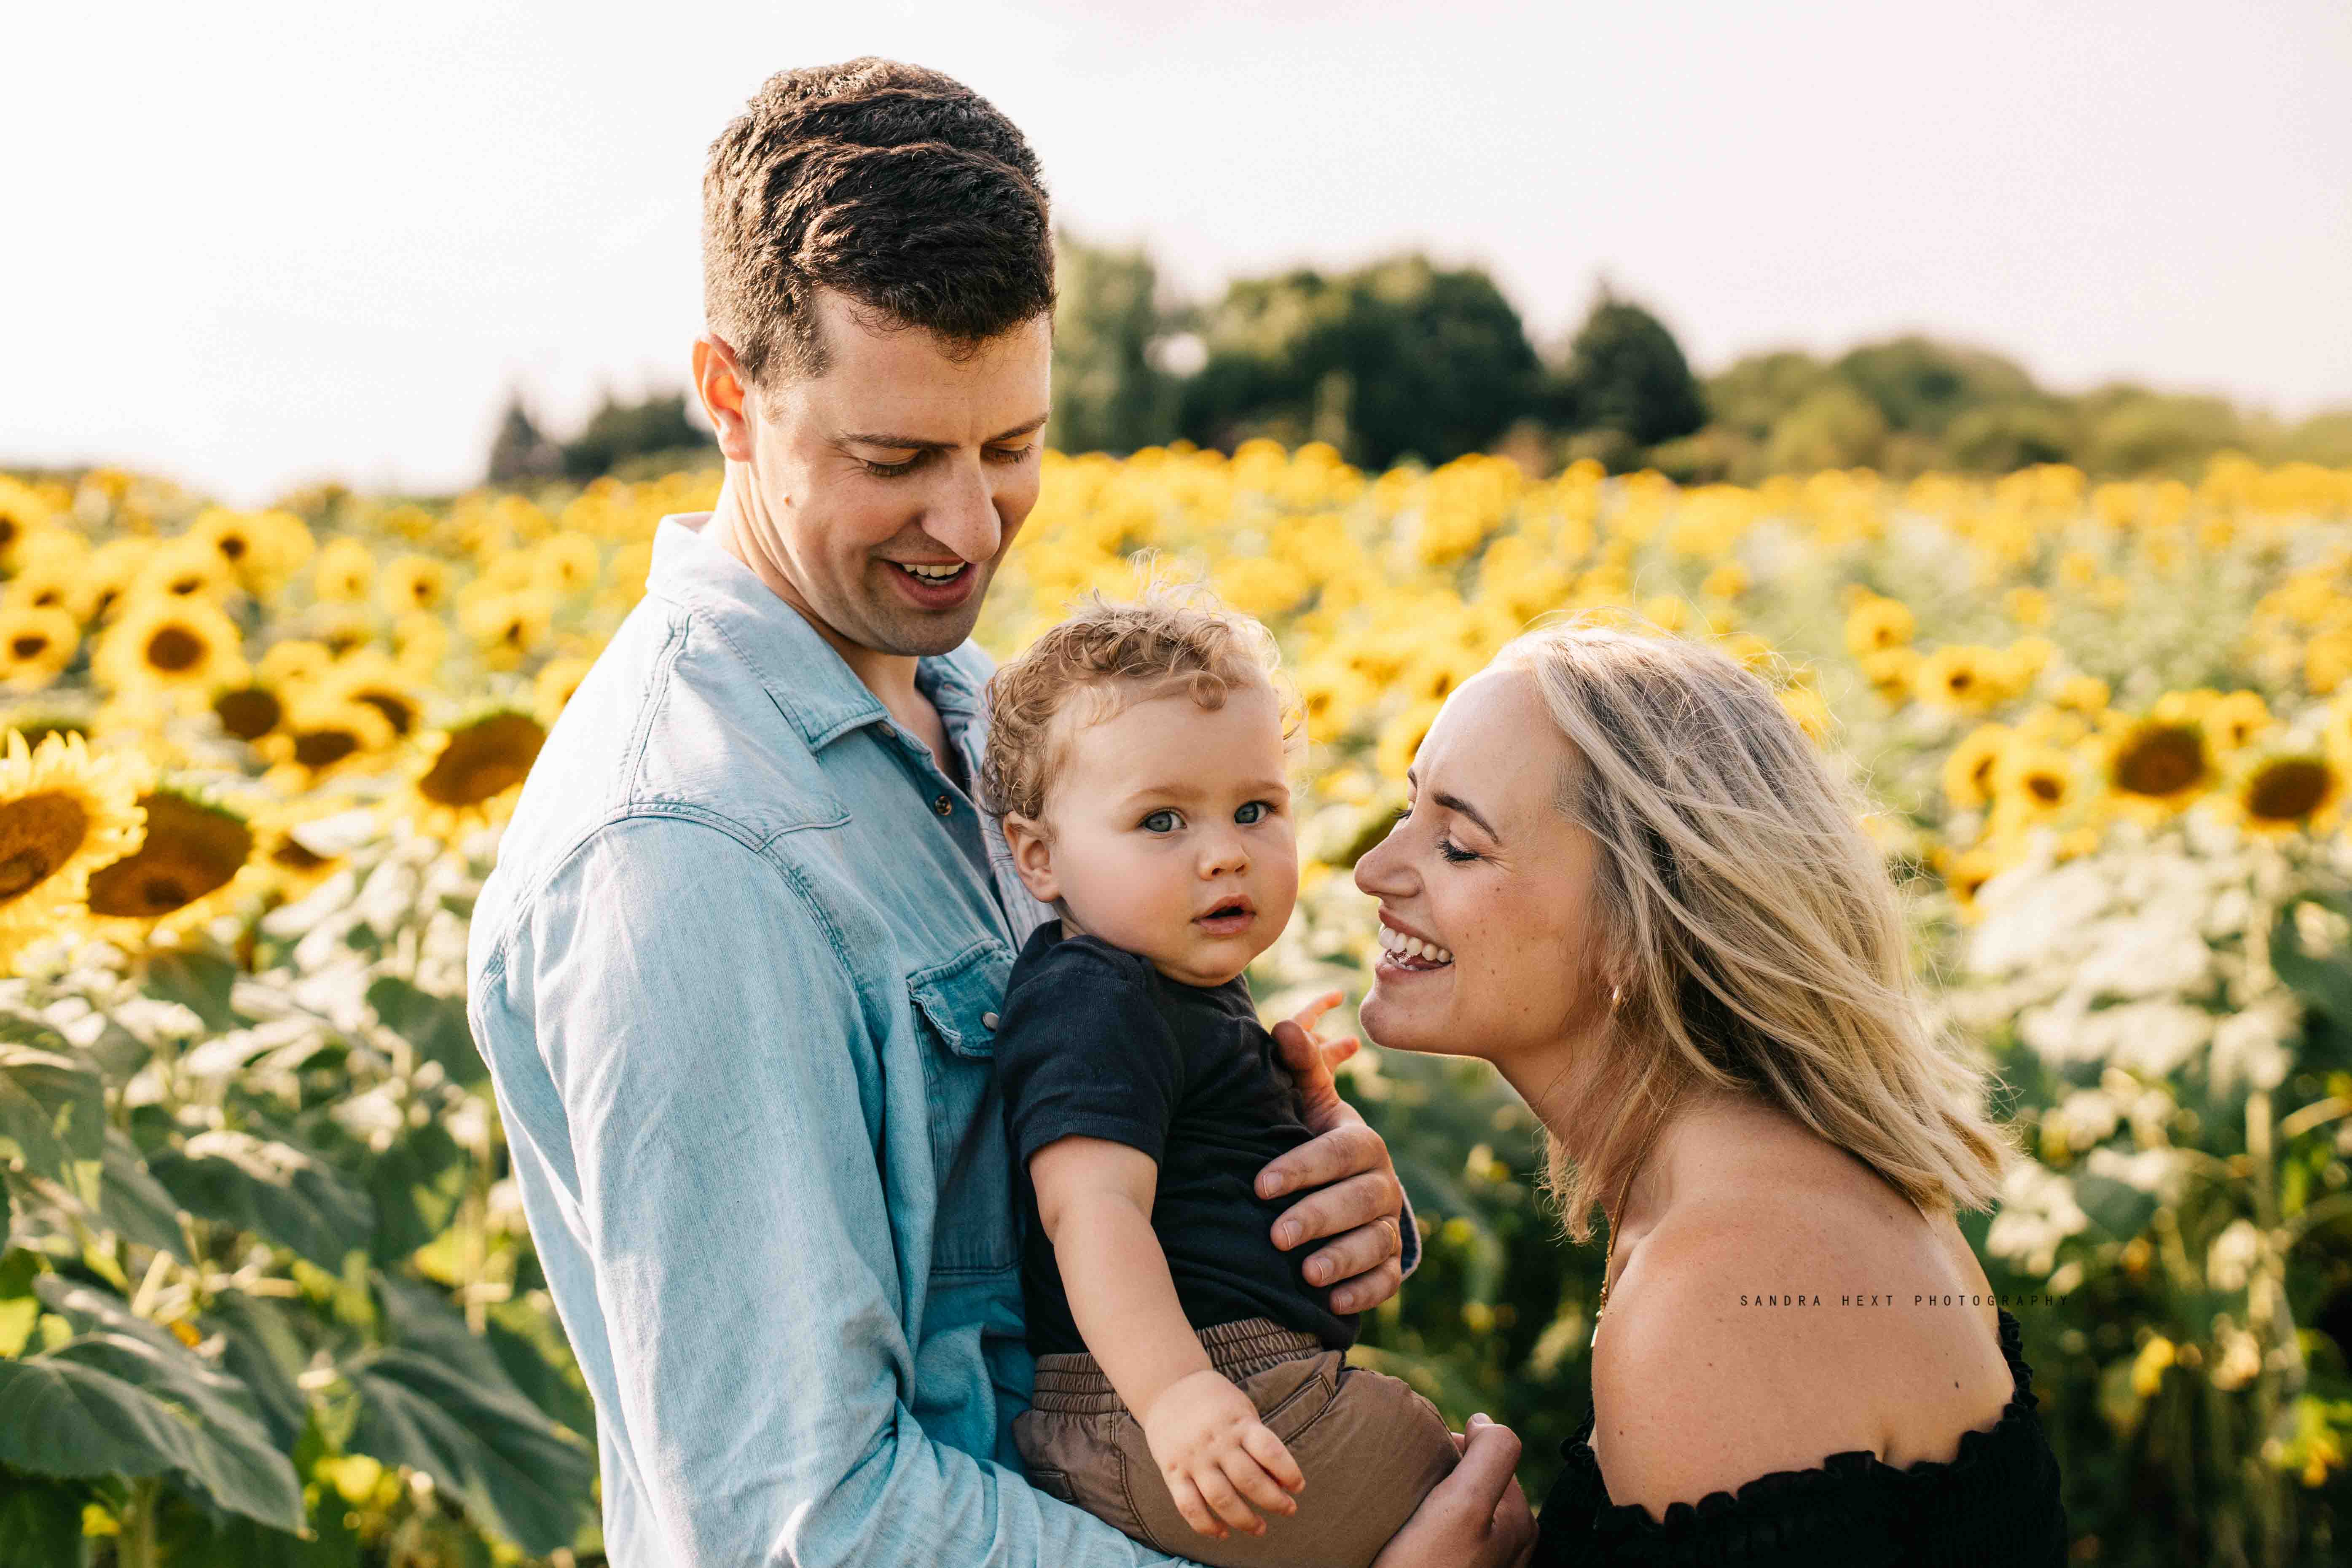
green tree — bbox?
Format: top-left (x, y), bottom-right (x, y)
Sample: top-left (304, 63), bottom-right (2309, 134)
top-left (2077, 388), bottom-right (2245, 477)
top-left (1703, 350), bottom-right (1835, 443)
top-left (1556, 291), bottom-right (1708, 448)
top-left (485, 391), bottom-right (563, 489)
top-left (1179, 256), bottom-right (1541, 469)
top-left (1833, 336), bottom-right (2039, 438)
top-left (1049, 233), bottom-right (1182, 456)
top-left (1764, 382), bottom-right (1888, 472)
top-left (1944, 400), bottom-right (2081, 473)
top-left (560, 390), bottom-right (712, 481)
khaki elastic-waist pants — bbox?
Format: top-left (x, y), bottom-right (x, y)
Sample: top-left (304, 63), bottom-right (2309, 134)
top-left (1013, 1317), bottom-right (1460, 1568)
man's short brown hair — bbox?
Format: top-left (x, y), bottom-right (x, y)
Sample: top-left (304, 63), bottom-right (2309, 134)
top-left (978, 577), bottom-right (1306, 830)
top-left (702, 57), bottom-right (1056, 389)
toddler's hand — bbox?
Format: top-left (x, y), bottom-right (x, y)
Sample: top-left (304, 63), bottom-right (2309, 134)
top-left (1138, 1368), bottom-right (1306, 1539)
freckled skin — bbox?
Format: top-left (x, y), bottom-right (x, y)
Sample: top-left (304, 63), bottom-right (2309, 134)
top-left (1353, 666), bottom-right (1610, 1071)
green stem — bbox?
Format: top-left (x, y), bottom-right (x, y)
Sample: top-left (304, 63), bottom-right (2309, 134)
top-left (117, 1477), bottom-right (160, 1568)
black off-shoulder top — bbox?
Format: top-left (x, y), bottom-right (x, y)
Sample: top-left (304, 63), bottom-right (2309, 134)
top-left (1530, 1306), bottom-right (2069, 1566)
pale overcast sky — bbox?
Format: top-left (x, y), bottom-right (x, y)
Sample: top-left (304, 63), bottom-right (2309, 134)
top-left (6, 0), bottom-right (2348, 506)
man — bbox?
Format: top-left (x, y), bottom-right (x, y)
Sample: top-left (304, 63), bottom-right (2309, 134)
top-left (467, 57), bottom-right (1531, 1568)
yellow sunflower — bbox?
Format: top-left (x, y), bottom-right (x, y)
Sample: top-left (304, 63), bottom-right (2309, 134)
top-left (2213, 749), bottom-right (2346, 840)
top-left (377, 554), bottom-right (453, 617)
top-left (532, 656), bottom-right (593, 728)
top-left (1941, 723), bottom-right (2013, 812)
top-left (2096, 711), bottom-right (2218, 824)
top-left (1843, 593), bottom-right (1914, 660)
top-left (132, 534), bottom-right (238, 603)
top-left (80, 787), bottom-right (265, 946)
top-left (0, 607), bottom-right (81, 693)
top-left (532, 532), bottom-right (601, 596)
top-left (2204, 690), bottom-right (2274, 756)
top-left (459, 587), bottom-right (556, 670)
top-left (250, 795), bottom-right (357, 903)
top-left (257, 638), bottom-right (336, 693)
top-left (0, 477), bottom-right (58, 569)
top-left (258, 699), bottom-right (397, 794)
top-left (1989, 744), bottom-right (2084, 825)
top-left (314, 537), bottom-right (374, 603)
top-left (1912, 644), bottom-right (2007, 716)
top-left (1374, 698), bottom-right (1445, 784)
top-left (0, 729), bottom-right (146, 966)
top-left (398, 709), bottom-right (547, 841)
top-left (93, 595), bottom-right (250, 705)
top-left (85, 538), bottom-right (154, 623)
top-left (4, 553), bottom-right (96, 620)
top-left (326, 650), bottom-right (424, 738)
top-left (391, 611), bottom-right (450, 679)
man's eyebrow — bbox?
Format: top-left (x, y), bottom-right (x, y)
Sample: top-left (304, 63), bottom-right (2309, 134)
top-left (837, 413), bottom-right (1049, 452)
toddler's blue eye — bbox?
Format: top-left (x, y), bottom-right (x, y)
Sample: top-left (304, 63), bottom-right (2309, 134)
top-left (1236, 801), bottom-right (1267, 824)
top-left (1142, 809), bottom-right (1179, 833)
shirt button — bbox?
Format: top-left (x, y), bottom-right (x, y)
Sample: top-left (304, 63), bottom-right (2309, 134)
top-left (981, 1011), bottom-right (1000, 1030)
top-left (932, 794), bottom-right (953, 816)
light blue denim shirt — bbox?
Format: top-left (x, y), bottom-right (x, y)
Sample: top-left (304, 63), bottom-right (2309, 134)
top-left (467, 511), bottom-right (1417, 1568)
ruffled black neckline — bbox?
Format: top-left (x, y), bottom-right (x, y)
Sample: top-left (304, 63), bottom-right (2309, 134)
top-left (1555, 1305), bottom-right (2044, 1538)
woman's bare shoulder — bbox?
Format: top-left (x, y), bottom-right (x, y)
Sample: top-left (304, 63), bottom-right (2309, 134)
top-left (1589, 1179), bottom-right (2011, 1516)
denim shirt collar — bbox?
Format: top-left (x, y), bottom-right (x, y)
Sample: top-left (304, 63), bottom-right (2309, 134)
top-left (646, 510), bottom-right (986, 754)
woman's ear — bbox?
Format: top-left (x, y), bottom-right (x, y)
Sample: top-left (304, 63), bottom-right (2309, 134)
top-left (1001, 813), bottom-right (1061, 904)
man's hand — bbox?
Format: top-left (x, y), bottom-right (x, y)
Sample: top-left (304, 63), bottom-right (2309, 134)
top-left (1262, 989), bottom-right (1405, 1315)
top-left (1369, 1414), bottom-right (1536, 1568)
top-left (1138, 1368), bottom-right (1306, 1541)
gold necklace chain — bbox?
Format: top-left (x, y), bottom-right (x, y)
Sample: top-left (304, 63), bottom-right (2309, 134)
top-left (1590, 1162), bottom-right (1640, 1348)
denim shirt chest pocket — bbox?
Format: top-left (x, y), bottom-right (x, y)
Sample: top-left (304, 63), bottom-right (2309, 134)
top-left (907, 937), bottom-right (1020, 1275)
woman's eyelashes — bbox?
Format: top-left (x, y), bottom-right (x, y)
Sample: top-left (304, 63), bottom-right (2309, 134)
top-left (1390, 800), bottom-right (1478, 864)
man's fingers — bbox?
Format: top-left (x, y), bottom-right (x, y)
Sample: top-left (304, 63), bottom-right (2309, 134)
top-left (1299, 1210), bottom-right (1403, 1287)
top-left (1257, 1122), bottom-right (1392, 1206)
top-left (1442, 1418), bottom-right (1524, 1518)
top-left (1268, 1161), bottom-right (1402, 1248)
top-left (1330, 1252), bottom-right (1403, 1314)
top-left (1242, 1422), bottom-right (1307, 1493)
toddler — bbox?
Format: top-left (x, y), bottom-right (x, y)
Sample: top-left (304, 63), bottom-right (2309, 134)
top-left (976, 582), bottom-right (1458, 1568)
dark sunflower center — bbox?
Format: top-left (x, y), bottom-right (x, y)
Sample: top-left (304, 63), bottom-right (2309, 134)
top-left (293, 729), bottom-right (360, 769)
top-left (84, 794), bottom-right (252, 919)
top-left (2116, 725), bottom-right (2207, 797)
top-left (219, 535), bottom-right (247, 560)
top-left (0, 790), bottom-right (89, 903)
top-left (271, 838), bottom-right (328, 871)
top-left (146, 626), bottom-right (206, 672)
top-left (11, 635), bottom-right (49, 659)
top-left (357, 691), bottom-right (416, 736)
top-left (419, 714), bottom-right (547, 807)
top-left (2247, 759), bottom-right (2328, 822)
top-left (212, 687), bottom-right (282, 741)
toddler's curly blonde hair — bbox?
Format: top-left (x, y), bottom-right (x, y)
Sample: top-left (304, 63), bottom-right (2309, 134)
top-left (978, 573), bottom-right (1305, 831)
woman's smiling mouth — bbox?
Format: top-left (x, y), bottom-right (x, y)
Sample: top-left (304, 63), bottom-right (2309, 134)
top-left (1376, 921), bottom-right (1454, 971)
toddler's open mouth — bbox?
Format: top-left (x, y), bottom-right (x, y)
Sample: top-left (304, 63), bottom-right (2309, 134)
top-left (1194, 896), bottom-right (1256, 937)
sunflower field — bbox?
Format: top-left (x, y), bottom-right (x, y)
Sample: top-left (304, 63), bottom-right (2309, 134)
top-left (2, 446), bottom-right (2352, 1565)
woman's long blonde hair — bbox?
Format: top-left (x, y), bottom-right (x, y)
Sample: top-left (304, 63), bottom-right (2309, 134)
top-left (1495, 613), bottom-right (2023, 1245)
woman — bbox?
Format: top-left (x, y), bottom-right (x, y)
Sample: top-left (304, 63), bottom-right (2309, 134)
top-left (1353, 616), bottom-right (2069, 1566)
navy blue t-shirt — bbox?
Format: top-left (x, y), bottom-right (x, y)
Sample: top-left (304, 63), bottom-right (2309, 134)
top-left (993, 920), bottom-right (1361, 1358)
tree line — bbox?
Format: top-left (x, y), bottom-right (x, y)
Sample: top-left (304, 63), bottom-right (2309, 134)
top-left (489, 236), bottom-right (2352, 486)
